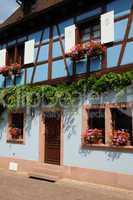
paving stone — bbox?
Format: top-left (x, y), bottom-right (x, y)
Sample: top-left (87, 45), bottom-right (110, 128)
top-left (0, 171), bottom-right (132, 200)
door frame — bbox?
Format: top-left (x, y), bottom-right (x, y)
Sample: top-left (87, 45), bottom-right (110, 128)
top-left (39, 108), bottom-right (64, 165)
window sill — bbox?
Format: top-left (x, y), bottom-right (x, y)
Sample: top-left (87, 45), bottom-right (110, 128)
top-left (81, 143), bottom-right (133, 152)
top-left (7, 139), bottom-right (24, 145)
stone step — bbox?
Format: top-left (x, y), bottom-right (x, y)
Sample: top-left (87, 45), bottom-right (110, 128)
top-left (29, 172), bottom-right (59, 182)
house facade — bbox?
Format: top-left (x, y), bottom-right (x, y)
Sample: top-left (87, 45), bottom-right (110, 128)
top-left (0, 0), bottom-right (133, 189)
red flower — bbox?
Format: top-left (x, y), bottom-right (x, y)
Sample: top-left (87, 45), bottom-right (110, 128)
top-left (0, 66), bottom-right (10, 76)
top-left (110, 130), bottom-right (129, 146)
top-left (9, 127), bottom-right (21, 139)
top-left (0, 63), bottom-right (21, 77)
top-left (10, 63), bottom-right (21, 75)
top-left (82, 128), bottom-right (104, 144)
top-left (85, 40), bottom-right (106, 57)
top-left (66, 44), bottom-right (85, 61)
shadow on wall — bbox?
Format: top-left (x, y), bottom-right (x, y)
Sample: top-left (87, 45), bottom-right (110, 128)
top-left (105, 151), bottom-right (122, 161)
top-left (79, 146), bottom-right (122, 161)
top-left (79, 148), bottom-right (93, 157)
top-left (25, 109), bottom-right (36, 137)
top-left (64, 109), bottom-right (78, 139)
top-left (0, 112), bottom-right (7, 140)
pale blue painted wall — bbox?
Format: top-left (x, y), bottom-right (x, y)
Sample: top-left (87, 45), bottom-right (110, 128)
top-left (0, 111), bottom-right (39, 161)
top-left (0, 93), bottom-right (133, 175)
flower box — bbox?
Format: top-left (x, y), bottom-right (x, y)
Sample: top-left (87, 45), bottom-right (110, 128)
top-left (66, 41), bottom-right (106, 62)
top-left (66, 44), bottom-right (86, 61)
top-left (109, 130), bottom-right (129, 146)
top-left (9, 127), bottom-right (22, 139)
top-left (82, 128), bottom-right (104, 144)
top-left (85, 40), bottom-right (106, 58)
top-left (0, 66), bottom-right (10, 77)
top-left (10, 63), bottom-right (21, 75)
top-left (0, 63), bottom-right (21, 77)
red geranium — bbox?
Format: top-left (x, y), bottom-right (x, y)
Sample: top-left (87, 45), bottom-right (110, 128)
top-left (66, 44), bottom-right (85, 61)
top-left (9, 127), bottom-right (21, 139)
top-left (0, 66), bottom-right (10, 77)
top-left (10, 63), bottom-right (21, 75)
top-left (85, 40), bottom-right (106, 57)
top-left (82, 128), bottom-right (104, 144)
top-left (0, 63), bottom-right (21, 77)
top-left (110, 130), bottom-right (129, 146)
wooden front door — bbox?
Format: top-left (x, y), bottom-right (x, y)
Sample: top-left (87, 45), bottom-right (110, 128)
top-left (45, 112), bottom-right (61, 165)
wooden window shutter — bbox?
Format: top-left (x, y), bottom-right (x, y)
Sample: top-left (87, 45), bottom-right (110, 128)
top-left (0, 49), bottom-right (6, 66)
top-left (101, 11), bottom-right (114, 44)
top-left (65, 25), bottom-right (76, 53)
top-left (24, 39), bottom-right (35, 64)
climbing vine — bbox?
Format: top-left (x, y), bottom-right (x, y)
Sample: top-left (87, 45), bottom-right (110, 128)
top-left (0, 70), bottom-right (133, 114)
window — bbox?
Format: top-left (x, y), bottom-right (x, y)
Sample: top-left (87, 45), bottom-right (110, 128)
top-left (7, 44), bottom-right (24, 66)
top-left (16, 44), bottom-right (24, 65)
top-left (77, 19), bottom-right (102, 73)
top-left (7, 112), bottom-right (24, 144)
top-left (111, 108), bottom-right (132, 145)
top-left (85, 108), bottom-right (105, 144)
top-left (88, 109), bottom-right (105, 130)
top-left (82, 104), bottom-right (133, 149)
top-left (78, 19), bottom-right (100, 44)
top-left (7, 46), bottom-right (14, 65)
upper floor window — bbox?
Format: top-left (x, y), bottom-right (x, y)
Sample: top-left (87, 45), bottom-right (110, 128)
top-left (7, 46), bottom-right (14, 65)
top-left (7, 44), bottom-right (24, 66)
top-left (78, 19), bottom-right (100, 44)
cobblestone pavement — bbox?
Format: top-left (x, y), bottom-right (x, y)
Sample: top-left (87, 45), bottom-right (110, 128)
top-left (0, 171), bottom-right (133, 200)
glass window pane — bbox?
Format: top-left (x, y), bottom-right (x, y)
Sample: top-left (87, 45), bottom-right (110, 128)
top-left (89, 109), bottom-right (105, 130)
top-left (82, 33), bottom-right (90, 42)
top-left (93, 24), bottom-right (100, 31)
top-left (93, 30), bottom-right (100, 38)
top-left (111, 108), bottom-right (132, 134)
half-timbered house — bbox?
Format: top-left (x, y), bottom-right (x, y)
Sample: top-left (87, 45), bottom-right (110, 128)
top-left (0, 0), bottom-right (133, 189)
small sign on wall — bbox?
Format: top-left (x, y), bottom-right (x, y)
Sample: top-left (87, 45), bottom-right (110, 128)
top-left (101, 11), bottom-right (114, 44)
top-left (9, 162), bottom-right (18, 171)
top-left (65, 24), bottom-right (76, 53)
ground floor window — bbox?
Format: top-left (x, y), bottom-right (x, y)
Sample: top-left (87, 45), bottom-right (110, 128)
top-left (7, 112), bottom-right (24, 144)
top-left (111, 108), bottom-right (132, 146)
top-left (85, 109), bottom-right (105, 144)
top-left (82, 103), bottom-right (133, 149)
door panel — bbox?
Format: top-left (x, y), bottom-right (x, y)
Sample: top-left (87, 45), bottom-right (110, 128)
top-left (45, 112), bottom-right (61, 165)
